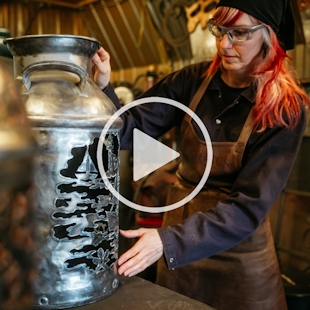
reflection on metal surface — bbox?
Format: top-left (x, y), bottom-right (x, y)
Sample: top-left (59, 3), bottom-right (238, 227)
top-left (4, 34), bottom-right (122, 309)
top-left (32, 129), bottom-right (120, 309)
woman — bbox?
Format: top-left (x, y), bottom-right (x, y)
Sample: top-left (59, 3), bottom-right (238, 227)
top-left (92, 0), bottom-right (310, 309)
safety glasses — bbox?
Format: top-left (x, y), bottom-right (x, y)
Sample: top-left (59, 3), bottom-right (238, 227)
top-left (207, 19), bottom-right (265, 42)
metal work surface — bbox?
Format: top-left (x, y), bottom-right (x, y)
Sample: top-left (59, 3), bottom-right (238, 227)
top-left (73, 276), bottom-right (216, 310)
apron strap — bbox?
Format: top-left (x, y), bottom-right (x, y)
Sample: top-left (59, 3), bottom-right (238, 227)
top-left (235, 109), bottom-right (254, 155)
top-left (183, 74), bottom-right (213, 123)
top-left (183, 73), bottom-right (255, 156)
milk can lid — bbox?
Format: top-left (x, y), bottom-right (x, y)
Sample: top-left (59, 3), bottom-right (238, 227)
top-left (4, 34), bottom-right (101, 58)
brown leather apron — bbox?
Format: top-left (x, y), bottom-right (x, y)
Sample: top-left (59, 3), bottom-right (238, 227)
top-left (156, 76), bottom-right (287, 310)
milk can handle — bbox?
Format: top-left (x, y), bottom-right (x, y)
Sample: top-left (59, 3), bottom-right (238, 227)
top-left (22, 61), bottom-right (87, 93)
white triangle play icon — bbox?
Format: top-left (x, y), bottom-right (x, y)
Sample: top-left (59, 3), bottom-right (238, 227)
top-left (133, 129), bottom-right (180, 181)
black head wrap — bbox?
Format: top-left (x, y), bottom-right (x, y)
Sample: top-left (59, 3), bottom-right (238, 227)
top-left (216, 0), bottom-right (295, 50)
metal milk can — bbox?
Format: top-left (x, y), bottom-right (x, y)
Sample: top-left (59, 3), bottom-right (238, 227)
top-left (0, 58), bottom-right (37, 309)
top-left (4, 35), bottom-right (122, 309)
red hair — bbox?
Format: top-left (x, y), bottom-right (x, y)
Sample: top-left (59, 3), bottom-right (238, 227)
top-left (206, 7), bottom-right (310, 131)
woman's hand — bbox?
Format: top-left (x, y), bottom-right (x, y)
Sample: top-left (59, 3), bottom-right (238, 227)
top-left (118, 228), bottom-right (163, 277)
top-left (92, 47), bottom-right (111, 90)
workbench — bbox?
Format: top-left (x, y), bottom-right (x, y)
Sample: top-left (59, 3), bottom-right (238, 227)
top-left (75, 276), bottom-right (216, 310)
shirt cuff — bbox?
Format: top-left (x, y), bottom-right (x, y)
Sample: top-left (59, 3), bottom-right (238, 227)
top-left (158, 227), bottom-right (178, 270)
top-left (103, 83), bottom-right (122, 109)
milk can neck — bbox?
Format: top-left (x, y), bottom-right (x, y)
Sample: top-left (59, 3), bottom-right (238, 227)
top-left (3, 34), bottom-right (101, 78)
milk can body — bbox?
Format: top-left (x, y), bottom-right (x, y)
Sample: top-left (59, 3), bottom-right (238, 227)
top-left (4, 35), bottom-right (122, 309)
top-left (0, 58), bottom-right (36, 310)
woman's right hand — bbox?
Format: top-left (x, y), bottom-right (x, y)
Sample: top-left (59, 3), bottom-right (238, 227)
top-left (118, 228), bottom-right (163, 277)
top-left (92, 47), bottom-right (111, 90)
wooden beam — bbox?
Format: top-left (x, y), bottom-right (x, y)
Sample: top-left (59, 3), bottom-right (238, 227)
top-left (27, 0), bottom-right (99, 9)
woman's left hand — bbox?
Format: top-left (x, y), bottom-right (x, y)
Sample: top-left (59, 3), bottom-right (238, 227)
top-left (118, 228), bottom-right (163, 277)
top-left (92, 47), bottom-right (111, 90)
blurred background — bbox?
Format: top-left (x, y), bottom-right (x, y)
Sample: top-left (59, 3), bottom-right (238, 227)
top-left (2, 1), bottom-right (310, 308)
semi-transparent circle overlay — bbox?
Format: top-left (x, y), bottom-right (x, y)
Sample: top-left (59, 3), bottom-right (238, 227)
top-left (97, 96), bottom-right (213, 213)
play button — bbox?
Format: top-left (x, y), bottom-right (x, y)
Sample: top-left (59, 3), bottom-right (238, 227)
top-left (133, 129), bottom-right (180, 181)
top-left (97, 96), bottom-right (212, 213)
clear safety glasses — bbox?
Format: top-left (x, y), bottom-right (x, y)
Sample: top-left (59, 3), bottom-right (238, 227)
top-left (207, 19), bottom-right (265, 42)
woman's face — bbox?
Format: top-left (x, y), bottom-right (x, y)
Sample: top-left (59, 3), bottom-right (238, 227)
top-left (216, 13), bottom-right (264, 75)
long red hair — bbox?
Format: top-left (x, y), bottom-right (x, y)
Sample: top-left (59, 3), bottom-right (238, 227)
top-left (206, 7), bottom-right (310, 131)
